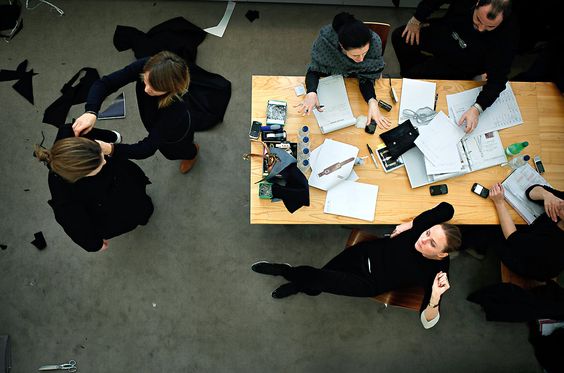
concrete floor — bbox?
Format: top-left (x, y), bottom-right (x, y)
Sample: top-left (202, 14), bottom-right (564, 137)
top-left (0, 1), bottom-right (548, 372)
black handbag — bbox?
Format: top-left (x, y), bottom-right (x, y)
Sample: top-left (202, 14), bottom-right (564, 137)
top-left (379, 119), bottom-right (419, 160)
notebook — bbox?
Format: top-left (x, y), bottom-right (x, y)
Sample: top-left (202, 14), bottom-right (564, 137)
top-left (98, 92), bottom-right (126, 120)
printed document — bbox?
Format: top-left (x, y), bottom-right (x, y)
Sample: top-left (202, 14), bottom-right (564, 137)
top-left (446, 82), bottom-right (523, 137)
top-left (324, 181), bottom-right (378, 222)
top-left (313, 75), bottom-right (357, 134)
top-left (460, 131), bottom-right (507, 171)
top-left (398, 78), bottom-right (436, 123)
top-left (501, 163), bottom-right (549, 224)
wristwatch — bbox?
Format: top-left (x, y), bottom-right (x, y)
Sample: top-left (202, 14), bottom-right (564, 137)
top-left (472, 103), bottom-right (483, 114)
top-left (428, 301), bottom-right (439, 308)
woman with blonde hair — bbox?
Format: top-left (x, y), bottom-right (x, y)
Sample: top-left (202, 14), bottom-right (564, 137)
top-left (72, 50), bottom-right (199, 174)
top-left (35, 124), bottom-right (154, 252)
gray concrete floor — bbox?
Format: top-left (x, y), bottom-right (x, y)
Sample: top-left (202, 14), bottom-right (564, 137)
top-left (0, 1), bottom-right (547, 372)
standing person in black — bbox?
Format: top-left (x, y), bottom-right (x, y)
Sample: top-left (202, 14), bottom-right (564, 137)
top-left (252, 202), bottom-right (462, 328)
top-left (489, 182), bottom-right (564, 281)
top-left (35, 124), bottom-right (154, 252)
top-left (72, 51), bottom-right (199, 174)
top-left (302, 12), bottom-right (391, 129)
top-left (391, 0), bottom-right (517, 133)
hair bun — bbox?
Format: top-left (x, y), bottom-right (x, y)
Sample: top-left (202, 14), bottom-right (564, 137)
top-left (332, 12), bottom-right (357, 32)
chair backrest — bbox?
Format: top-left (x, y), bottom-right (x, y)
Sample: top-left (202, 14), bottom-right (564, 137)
top-left (500, 262), bottom-right (550, 290)
top-left (364, 22), bottom-right (391, 55)
top-left (346, 229), bottom-right (424, 311)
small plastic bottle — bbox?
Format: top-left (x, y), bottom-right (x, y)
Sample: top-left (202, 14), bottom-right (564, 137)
top-left (298, 125), bottom-right (310, 140)
top-left (297, 126), bottom-right (311, 173)
top-left (298, 159), bottom-right (310, 174)
top-left (503, 155), bottom-right (530, 170)
top-left (505, 141), bottom-right (529, 156)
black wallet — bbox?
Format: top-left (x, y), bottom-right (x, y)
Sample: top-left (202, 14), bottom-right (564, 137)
top-left (379, 120), bottom-right (419, 160)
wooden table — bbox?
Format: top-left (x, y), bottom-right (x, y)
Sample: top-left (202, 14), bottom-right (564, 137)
top-left (250, 76), bottom-right (564, 225)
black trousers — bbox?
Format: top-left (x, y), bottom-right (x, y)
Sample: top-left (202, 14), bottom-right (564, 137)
top-left (391, 24), bottom-right (483, 80)
top-left (283, 242), bottom-right (379, 297)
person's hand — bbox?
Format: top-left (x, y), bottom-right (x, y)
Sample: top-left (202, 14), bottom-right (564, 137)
top-left (367, 99), bottom-right (391, 129)
top-left (543, 191), bottom-right (564, 222)
top-left (100, 239), bottom-right (109, 251)
top-left (390, 221), bottom-right (413, 238)
top-left (299, 92), bottom-right (323, 116)
top-left (431, 271), bottom-right (450, 299)
top-left (489, 183), bottom-right (505, 205)
top-left (458, 106), bottom-right (480, 133)
top-left (95, 140), bottom-right (113, 156)
top-left (72, 112), bottom-right (97, 136)
top-left (401, 17), bottom-right (421, 45)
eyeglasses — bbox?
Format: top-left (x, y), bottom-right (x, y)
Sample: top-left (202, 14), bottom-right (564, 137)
top-left (402, 107), bottom-right (438, 125)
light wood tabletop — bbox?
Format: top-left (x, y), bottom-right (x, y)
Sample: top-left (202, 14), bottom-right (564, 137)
top-left (250, 76), bottom-right (564, 225)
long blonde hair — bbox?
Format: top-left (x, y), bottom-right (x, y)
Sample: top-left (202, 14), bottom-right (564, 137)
top-left (142, 51), bottom-right (190, 108)
top-left (35, 137), bottom-right (102, 183)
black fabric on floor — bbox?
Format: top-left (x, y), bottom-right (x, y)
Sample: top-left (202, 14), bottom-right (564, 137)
top-left (42, 68), bottom-right (100, 127)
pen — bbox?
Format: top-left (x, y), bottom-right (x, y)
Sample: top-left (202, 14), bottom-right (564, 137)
top-left (366, 144), bottom-right (379, 169)
top-left (434, 94), bottom-right (438, 111)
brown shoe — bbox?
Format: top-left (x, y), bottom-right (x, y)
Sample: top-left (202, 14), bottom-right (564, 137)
top-left (179, 144), bottom-right (199, 174)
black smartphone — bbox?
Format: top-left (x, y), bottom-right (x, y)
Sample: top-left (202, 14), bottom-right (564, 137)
top-left (365, 120), bottom-right (376, 134)
top-left (534, 155), bottom-right (545, 174)
top-left (249, 121), bottom-right (261, 140)
top-left (429, 184), bottom-right (448, 196)
top-left (471, 183), bottom-right (489, 198)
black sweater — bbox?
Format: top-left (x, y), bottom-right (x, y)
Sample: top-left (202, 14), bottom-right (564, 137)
top-left (47, 125), bottom-right (154, 252)
top-left (501, 185), bottom-right (564, 280)
top-left (85, 58), bottom-right (194, 160)
top-left (413, 0), bottom-right (518, 109)
top-left (365, 202), bottom-right (454, 312)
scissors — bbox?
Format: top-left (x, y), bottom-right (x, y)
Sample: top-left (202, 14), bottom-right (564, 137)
top-left (38, 360), bottom-right (77, 372)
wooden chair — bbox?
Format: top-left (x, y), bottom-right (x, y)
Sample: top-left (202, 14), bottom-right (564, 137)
top-left (364, 22), bottom-right (391, 54)
top-left (500, 262), bottom-right (552, 290)
top-left (346, 229), bottom-right (424, 311)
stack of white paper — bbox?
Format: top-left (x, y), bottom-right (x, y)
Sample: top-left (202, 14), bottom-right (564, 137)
top-left (414, 111), bottom-right (466, 174)
top-left (313, 75), bottom-right (357, 134)
top-left (446, 82), bottom-right (523, 136)
top-left (398, 78), bottom-right (436, 123)
top-left (309, 139), bottom-right (379, 221)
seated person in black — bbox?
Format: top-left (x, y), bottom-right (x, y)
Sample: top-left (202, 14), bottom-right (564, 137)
top-left (72, 51), bottom-right (199, 174)
top-left (35, 124), bottom-right (154, 252)
top-left (252, 202), bottom-right (461, 328)
top-left (302, 12), bottom-right (390, 129)
top-left (489, 182), bottom-right (564, 281)
top-left (392, 0), bottom-right (517, 133)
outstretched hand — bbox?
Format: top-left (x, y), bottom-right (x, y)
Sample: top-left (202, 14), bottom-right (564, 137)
top-left (458, 106), bottom-right (479, 133)
top-left (299, 92), bottom-right (323, 116)
top-left (390, 221), bottom-right (413, 238)
top-left (367, 99), bottom-right (391, 129)
top-left (543, 192), bottom-right (564, 222)
top-left (489, 183), bottom-right (505, 205)
top-left (72, 112), bottom-right (97, 136)
top-left (401, 17), bottom-right (421, 45)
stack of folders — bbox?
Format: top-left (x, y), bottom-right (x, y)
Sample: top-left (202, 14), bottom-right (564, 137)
top-left (309, 139), bottom-right (379, 222)
top-left (313, 75), bottom-right (357, 134)
top-left (501, 163), bottom-right (550, 224)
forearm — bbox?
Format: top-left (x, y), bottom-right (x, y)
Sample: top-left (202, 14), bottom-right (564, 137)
top-left (413, 0), bottom-right (449, 22)
top-left (305, 70), bottom-right (320, 94)
top-left (494, 201), bottom-right (517, 239)
top-left (359, 78), bottom-right (376, 102)
top-left (528, 185), bottom-right (551, 201)
top-left (421, 294), bottom-right (441, 329)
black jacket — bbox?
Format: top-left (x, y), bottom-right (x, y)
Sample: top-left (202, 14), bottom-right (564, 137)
top-left (47, 125), bottom-right (154, 252)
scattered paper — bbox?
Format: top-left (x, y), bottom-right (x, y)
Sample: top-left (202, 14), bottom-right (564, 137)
top-left (204, 1), bottom-right (236, 37)
top-left (324, 181), bottom-right (378, 222)
top-left (313, 75), bottom-right (356, 134)
top-left (398, 78), bottom-right (436, 123)
top-left (502, 164), bottom-right (549, 224)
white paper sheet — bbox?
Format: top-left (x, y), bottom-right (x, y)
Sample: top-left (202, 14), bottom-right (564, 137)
top-left (398, 78), bottom-right (436, 123)
top-left (204, 1), bottom-right (236, 37)
top-left (460, 130), bottom-right (507, 171)
top-left (313, 75), bottom-right (357, 134)
top-left (308, 139), bottom-right (359, 191)
top-left (414, 111), bottom-right (465, 173)
top-left (324, 181), bottom-right (378, 222)
top-left (446, 82), bottom-right (523, 136)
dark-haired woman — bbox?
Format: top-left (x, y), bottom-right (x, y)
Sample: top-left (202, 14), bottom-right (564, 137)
top-left (35, 124), bottom-right (153, 252)
top-left (252, 202), bottom-right (461, 328)
top-left (301, 12), bottom-right (390, 129)
top-left (72, 51), bottom-right (199, 174)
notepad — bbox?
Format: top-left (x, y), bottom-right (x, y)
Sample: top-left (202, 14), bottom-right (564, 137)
top-left (324, 181), bottom-right (378, 222)
top-left (313, 75), bottom-right (357, 134)
top-left (98, 92), bottom-right (126, 120)
top-left (501, 163), bottom-right (550, 224)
